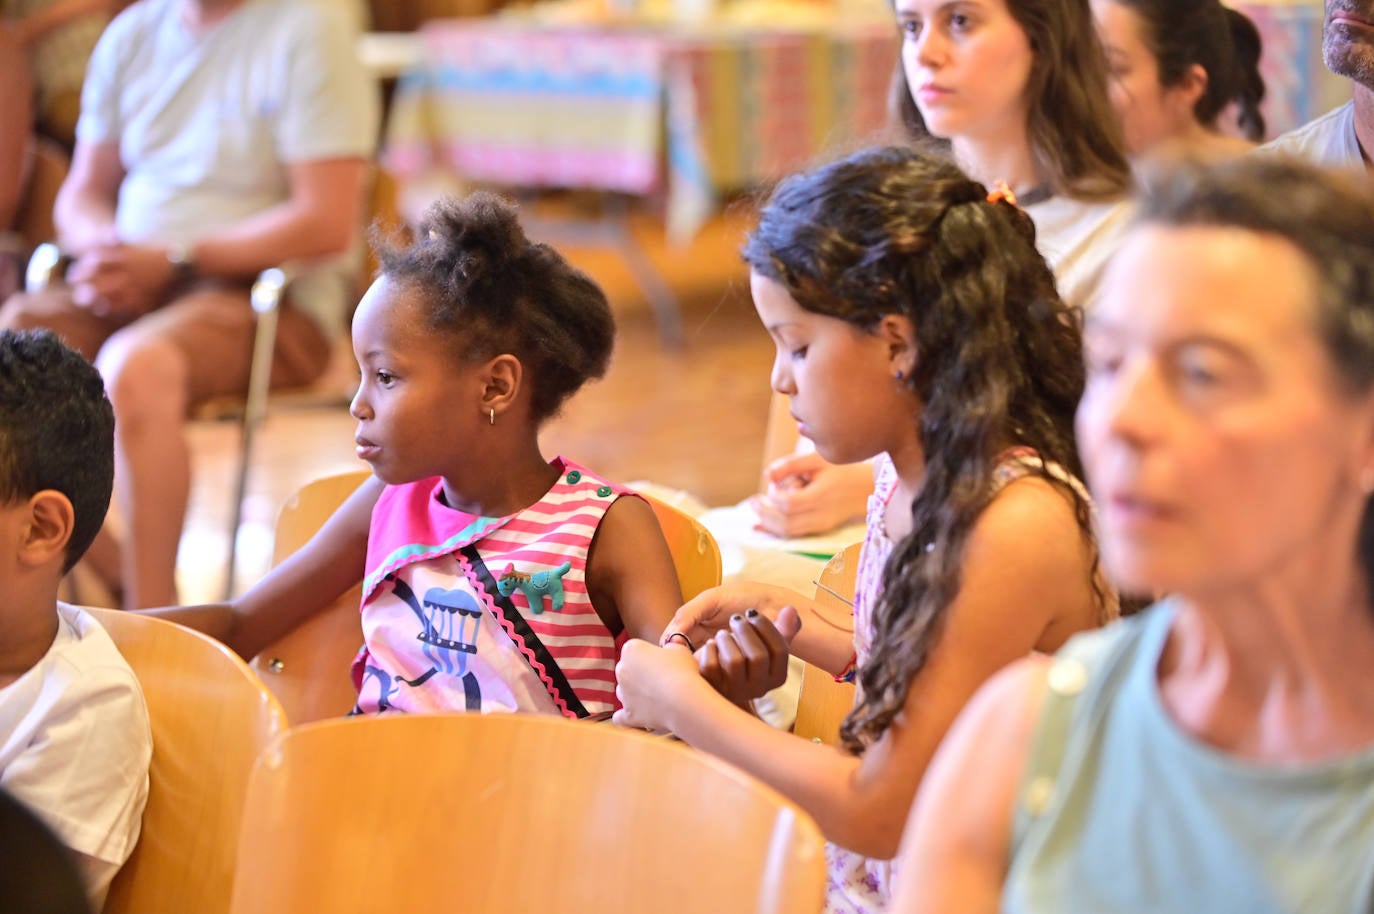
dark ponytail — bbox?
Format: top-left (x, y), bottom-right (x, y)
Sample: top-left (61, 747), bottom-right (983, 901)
top-left (1223, 7), bottom-right (1266, 141)
top-left (1115, 0), bottom-right (1267, 141)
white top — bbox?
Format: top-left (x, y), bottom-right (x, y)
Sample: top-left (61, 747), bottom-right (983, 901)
top-left (1023, 195), bottom-right (1135, 313)
top-left (77, 0), bottom-right (380, 329)
top-left (1260, 100), bottom-right (1365, 169)
top-left (0, 603), bottom-right (151, 909)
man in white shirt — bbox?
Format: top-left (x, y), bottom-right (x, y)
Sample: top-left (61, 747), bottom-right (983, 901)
top-left (0, 0), bottom-right (379, 609)
top-left (1263, 1), bottom-right (1373, 167)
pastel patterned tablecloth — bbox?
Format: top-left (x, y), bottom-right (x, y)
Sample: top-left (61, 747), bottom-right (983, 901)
top-left (1231, 0), bottom-right (1351, 137)
top-left (381, 20), bottom-right (899, 242)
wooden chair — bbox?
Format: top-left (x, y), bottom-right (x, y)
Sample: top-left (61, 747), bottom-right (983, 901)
top-left (252, 469), bottom-right (724, 725)
top-left (645, 487), bottom-right (723, 602)
top-left (229, 713), bottom-right (827, 914)
top-left (792, 541), bottom-right (861, 746)
top-left (84, 606), bottom-right (287, 914)
top-left (247, 469), bottom-right (370, 726)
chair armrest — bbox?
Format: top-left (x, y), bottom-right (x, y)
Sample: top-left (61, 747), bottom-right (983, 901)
top-left (24, 241), bottom-right (70, 293)
top-left (251, 266), bottom-right (290, 316)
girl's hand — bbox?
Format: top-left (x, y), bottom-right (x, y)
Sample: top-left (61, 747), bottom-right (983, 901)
top-left (660, 582), bottom-right (805, 650)
top-left (699, 607), bottom-right (802, 706)
top-left (750, 453), bottom-right (872, 538)
top-left (612, 640), bottom-right (711, 732)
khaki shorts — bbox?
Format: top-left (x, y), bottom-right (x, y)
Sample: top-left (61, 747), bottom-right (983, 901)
top-left (0, 279), bottom-right (333, 406)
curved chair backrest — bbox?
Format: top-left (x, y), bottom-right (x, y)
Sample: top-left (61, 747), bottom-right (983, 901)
top-left (249, 470), bottom-right (371, 725)
top-left (793, 542), bottom-right (861, 746)
top-left (85, 607), bottom-right (287, 914)
top-left (229, 714), bottom-right (826, 914)
top-left (252, 470), bottom-right (723, 725)
top-left (640, 490), bottom-right (722, 602)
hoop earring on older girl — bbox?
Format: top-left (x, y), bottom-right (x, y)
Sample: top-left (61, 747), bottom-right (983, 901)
top-left (489, 408), bottom-right (495, 426)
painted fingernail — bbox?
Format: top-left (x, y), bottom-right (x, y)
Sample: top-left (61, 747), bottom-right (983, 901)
top-left (731, 614), bottom-right (744, 623)
top-left (745, 608), bottom-right (760, 618)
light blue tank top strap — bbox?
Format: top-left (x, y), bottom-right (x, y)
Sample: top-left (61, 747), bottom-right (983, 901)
top-left (1004, 600), bottom-right (1374, 914)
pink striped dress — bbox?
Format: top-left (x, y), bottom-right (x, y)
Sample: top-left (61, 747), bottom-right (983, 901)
top-left (351, 457), bottom-right (630, 719)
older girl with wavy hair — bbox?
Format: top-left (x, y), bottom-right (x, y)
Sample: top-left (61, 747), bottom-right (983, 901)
top-left (614, 146), bottom-right (1115, 914)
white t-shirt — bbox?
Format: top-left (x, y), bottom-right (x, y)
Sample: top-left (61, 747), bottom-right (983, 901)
top-left (1260, 100), bottom-right (1365, 169)
top-left (1023, 194), bottom-right (1135, 313)
top-left (0, 603), bottom-right (151, 909)
top-left (77, 0), bottom-right (380, 330)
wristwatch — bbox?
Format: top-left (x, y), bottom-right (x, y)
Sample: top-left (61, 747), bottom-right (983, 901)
top-left (165, 243), bottom-right (198, 286)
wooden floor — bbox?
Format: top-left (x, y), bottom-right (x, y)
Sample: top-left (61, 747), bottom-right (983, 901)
top-left (179, 203), bottom-right (777, 604)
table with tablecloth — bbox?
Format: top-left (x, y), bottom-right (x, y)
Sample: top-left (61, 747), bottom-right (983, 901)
top-left (381, 17), bottom-right (899, 245)
top-left (379, 0), bottom-right (1350, 247)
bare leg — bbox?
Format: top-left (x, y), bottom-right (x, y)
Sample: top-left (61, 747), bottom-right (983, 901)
top-left (97, 328), bottom-right (190, 609)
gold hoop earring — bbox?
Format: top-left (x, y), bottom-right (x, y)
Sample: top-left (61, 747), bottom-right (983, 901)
top-left (489, 408), bottom-right (495, 426)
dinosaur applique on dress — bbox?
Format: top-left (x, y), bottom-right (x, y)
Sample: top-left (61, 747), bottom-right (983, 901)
top-left (496, 561), bottom-right (573, 614)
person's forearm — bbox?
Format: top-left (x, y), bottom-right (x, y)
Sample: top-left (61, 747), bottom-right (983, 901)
top-left (191, 184), bottom-right (361, 278)
top-left (665, 682), bottom-right (898, 856)
top-left (0, 30), bottom-right (29, 230)
top-left (54, 185), bottom-right (118, 255)
top-left (790, 613), bottom-right (857, 675)
top-left (137, 604), bottom-right (243, 655)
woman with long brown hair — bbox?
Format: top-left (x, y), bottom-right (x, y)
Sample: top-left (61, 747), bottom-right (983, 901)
top-left (754, 0), bottom-right (1134, 545)
top-left (891, 0), bottom-right (1132, 310)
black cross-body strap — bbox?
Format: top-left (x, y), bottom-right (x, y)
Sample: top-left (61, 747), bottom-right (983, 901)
top-left (459, 545), bottom-right (589, 719)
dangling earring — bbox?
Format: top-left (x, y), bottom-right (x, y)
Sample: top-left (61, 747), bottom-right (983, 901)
top-left (489, 408), bottom-right (495, 426)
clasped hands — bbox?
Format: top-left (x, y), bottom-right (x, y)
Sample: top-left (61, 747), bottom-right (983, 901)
top-left (613, 583), bottom-right (803, 732)
top-left (66, 240), bottom-right (182, 319)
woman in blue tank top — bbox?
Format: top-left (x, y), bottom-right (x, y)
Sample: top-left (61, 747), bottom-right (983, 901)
top-left (891, 156), bottom-right (1374, 913)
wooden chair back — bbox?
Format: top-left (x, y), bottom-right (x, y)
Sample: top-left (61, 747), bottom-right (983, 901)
top-left (249, 470), bottom-right (370, 725)
top-left (640, 490), bottom-right (722, 602)
top-left (252, 471), bottom-right (723, 725)
top-left (86, 607), bottom-right (287, 914)
top-left (229, 714), bottom-right (826, 914)
top-left (792, 542), bottom-right (861, 746)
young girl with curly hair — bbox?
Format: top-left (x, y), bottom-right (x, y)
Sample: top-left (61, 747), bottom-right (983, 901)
top-left (614, 146), bottom-right (1116, 913)
top-left (157, 192), bottom-right (683, 719)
